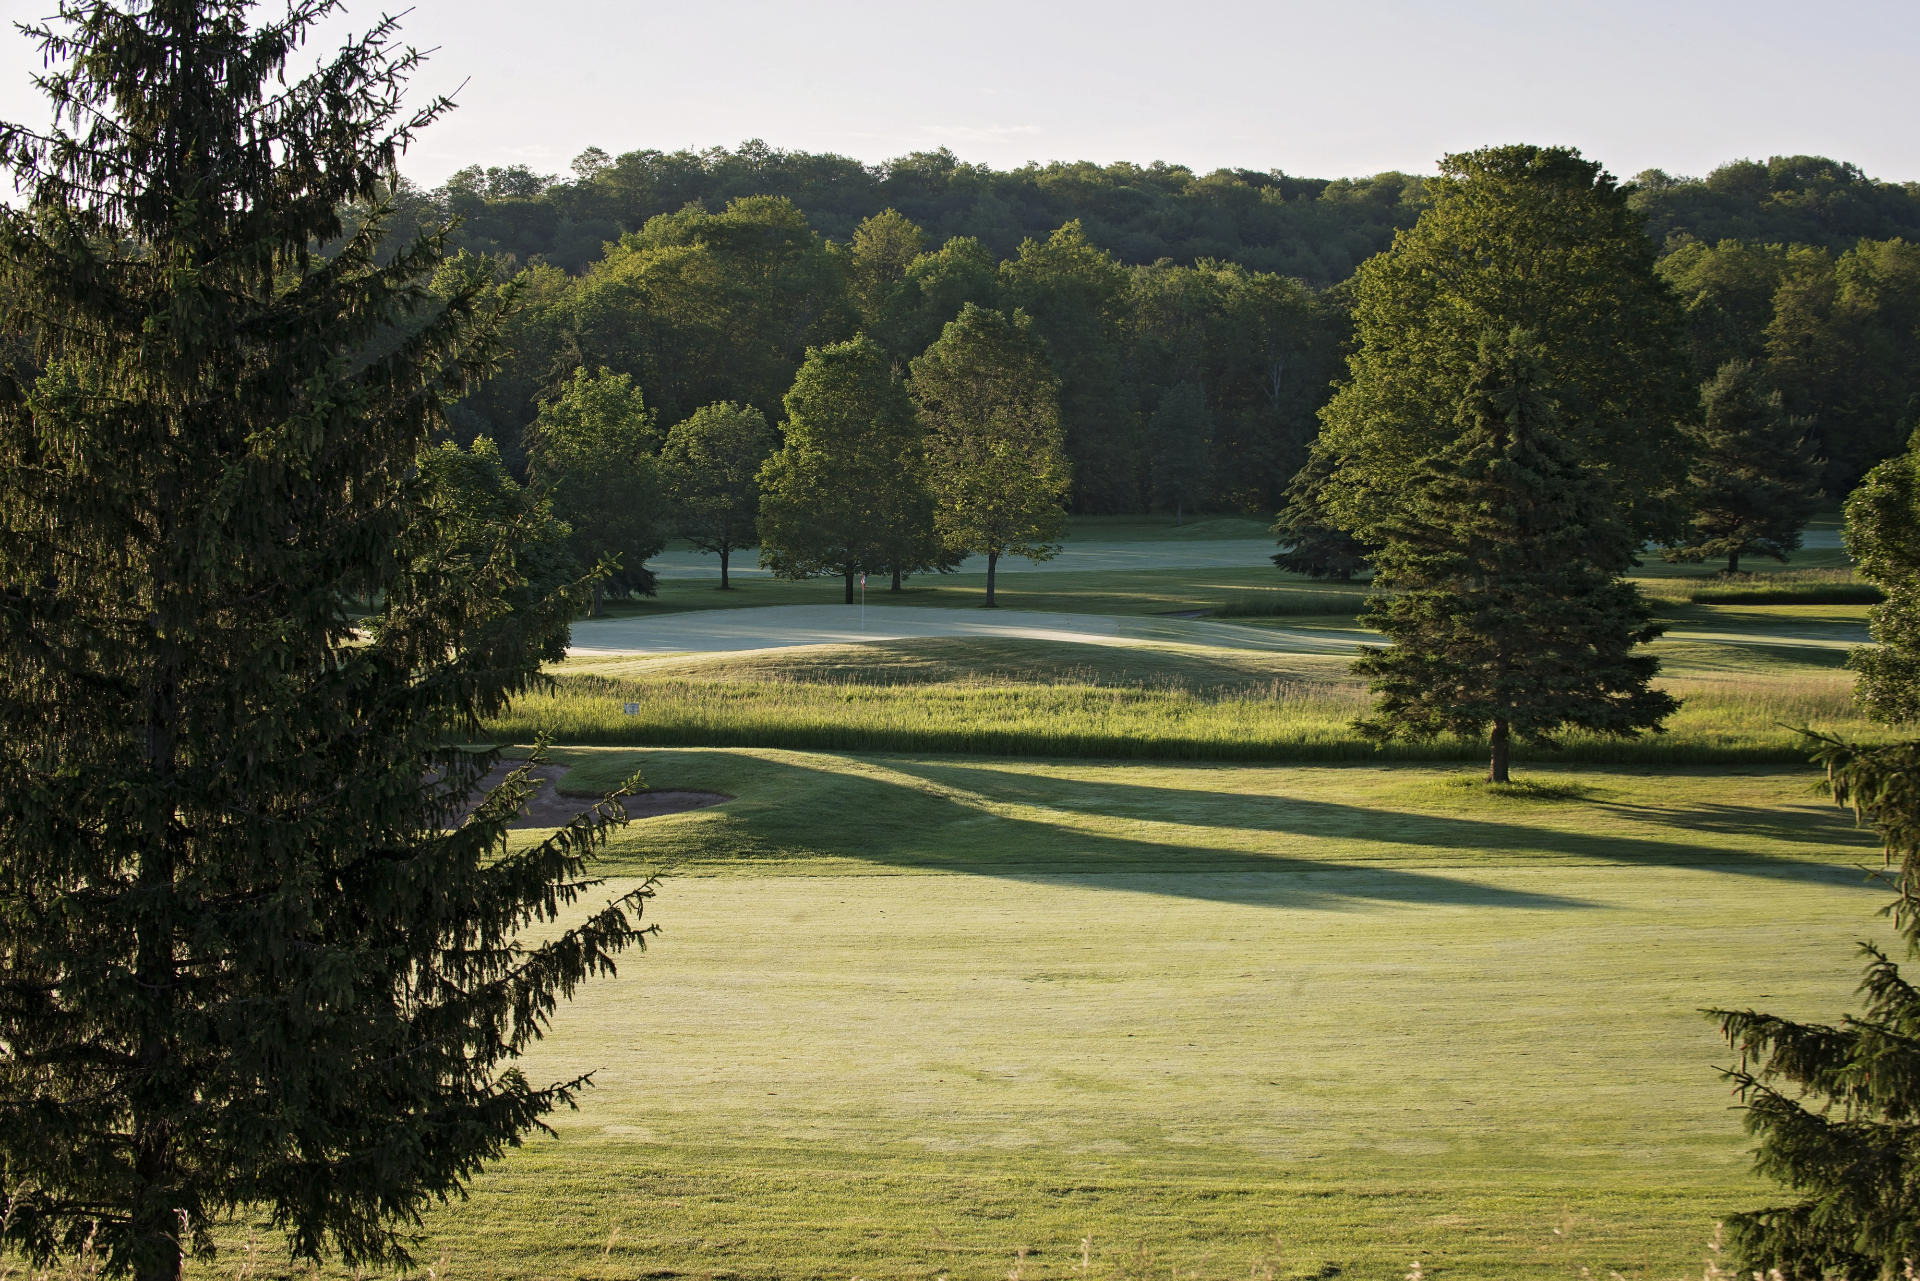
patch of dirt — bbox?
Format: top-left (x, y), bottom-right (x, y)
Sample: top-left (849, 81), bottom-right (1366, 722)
top-left (466, 762), bottom-right (729, 829)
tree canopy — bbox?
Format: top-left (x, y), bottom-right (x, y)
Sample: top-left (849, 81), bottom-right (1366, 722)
top-left (1312, 145), bottom-right (1694, 545)
top-left (910, 304), bottom-right (1070, 605)
top-left (659, 401), bottom-right (778, 588)
top-left (1844, 430), bottom-right (1920, 724)
top-left (525, 366), bottom-right (665, 612)
top-left (757, 336), bottom-right (932, 601)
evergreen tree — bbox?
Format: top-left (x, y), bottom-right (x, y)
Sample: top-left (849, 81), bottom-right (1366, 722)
top-left (1665, 359), bottom-right (1820, 574)
top-left (0, 6), bottom-right (651, 1278)
top-left (1351, 333), bottom-right (1677, 782)
top-left (525, 365), bottom-right (665, 613)
top-left (757, 336), bottom-right (932, 602)
top-left (909, 304), bottom-right (1070, 607)
top-left (1709, 731), bottom-right (1920, 1280)
top-left (1844, 429), bottom-right (1920, 724)
top-left (1272, 455), bottom-right (1371, 581)
top-left (659, 401), bottom-right (778, 589)
top-left (1313, 145), bottom-right (1692, 546)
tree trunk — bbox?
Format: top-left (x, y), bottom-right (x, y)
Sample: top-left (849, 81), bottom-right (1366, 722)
top-left (1487, 718), bottom-right (1511, 784)
top-left (719, 545), bottom-right (730, 589)
top-left (985, 550), bottom-right (999, 608)
top-left (890, 564), bottom-right (902, 592)
top-left (1727, 549), bottom-right (1741, 575)
top-left (844, 568), bottom-right (855, 605)
top-left (590, 580), bottom-right (603, 618)
top-left (1175, 501), bottom-right (1183, 526)
top-left (134, 596), bottom-right (184, 1281)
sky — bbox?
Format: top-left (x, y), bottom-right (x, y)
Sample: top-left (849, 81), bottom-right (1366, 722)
top-left (0, 0), bottom-right (1915, 189)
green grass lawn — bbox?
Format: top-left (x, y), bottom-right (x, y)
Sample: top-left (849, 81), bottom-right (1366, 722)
top-left (606, 565), bottom-right (1368, 620)
top-left (490, 603), bottom-right (1881, 764)
top-left (317, 753), bottom-right (1894, 1281)
top-left (294, 531), bottom-right (1904, 1280)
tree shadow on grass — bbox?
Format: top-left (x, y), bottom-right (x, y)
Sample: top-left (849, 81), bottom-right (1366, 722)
top-left (668, 753), bottom-right (1591, 912)
top-left (851, 758), bottom-right (1881, 893)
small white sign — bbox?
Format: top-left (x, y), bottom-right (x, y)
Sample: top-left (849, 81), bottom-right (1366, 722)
top-left (623, 702), bottom-right (641, 716)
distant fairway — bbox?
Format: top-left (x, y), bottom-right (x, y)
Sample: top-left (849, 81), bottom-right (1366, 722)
top-left (377, 754), bottom-right (1892, 1281)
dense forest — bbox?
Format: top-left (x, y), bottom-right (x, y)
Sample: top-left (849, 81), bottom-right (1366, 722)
top-left (414, 143), bottom-right (1920, 519)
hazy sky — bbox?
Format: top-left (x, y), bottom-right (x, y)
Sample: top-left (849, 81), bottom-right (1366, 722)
top-left (1, 0), bottom-right (1914, 188)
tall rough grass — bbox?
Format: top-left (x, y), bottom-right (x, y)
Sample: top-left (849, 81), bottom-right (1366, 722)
top-left (1638, 568), bottom-right (1879, 605)
top-left (487, 668), bottom-right (1884, 764)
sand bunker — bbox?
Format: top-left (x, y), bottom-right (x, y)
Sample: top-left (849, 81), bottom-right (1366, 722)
top-left (466, 762), bottom-right (728, 829)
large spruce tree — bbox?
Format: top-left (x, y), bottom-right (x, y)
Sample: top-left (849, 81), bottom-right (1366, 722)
top-left (0, 5), bottom-right (651, 1278)
top-left (1351, 333), bottom-right (1676, 781)
top-left (1710, 735), bottom-right (1920, 1280)
top-left (1309, 144), bottom-right (1693, 547)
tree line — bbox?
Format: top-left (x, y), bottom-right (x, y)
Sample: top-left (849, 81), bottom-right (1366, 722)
top-left (438, 199), bottom-right (1340, 523)
top-left (421, 145), bottom-right (1920, 546)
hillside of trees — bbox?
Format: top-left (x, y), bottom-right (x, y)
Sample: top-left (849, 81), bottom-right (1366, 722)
top-left (417, 143), bottom-right (1920, 519)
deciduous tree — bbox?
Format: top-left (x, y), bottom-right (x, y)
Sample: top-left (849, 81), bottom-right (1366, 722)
top-left (1844, 429), bottom-right (1920, 723)
top-left (909, 304), bottom-right (1070, 606)
top-left (1313, 145), bottom-right (1693, 545)
top-left (1147, 382), bottom-right (1213, 524)
top-left (659, 401), bottom-right (778, 588)
top-left (847, 208), bottom-right (927, 356)
top-left (757, 336), bottom-right (932, 602)
top-left (0, 6), bottom-right (651, 1278)
top-left (1001, 221), bottom-right (1138, 512)
top-left (526, 366), bottom-right (665, 613)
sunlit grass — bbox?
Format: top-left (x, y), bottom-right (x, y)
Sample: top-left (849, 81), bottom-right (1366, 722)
top-left (489, 606), bottom-right (1885, 763)
top-left (1638, 567), bottom-right (1879, 605)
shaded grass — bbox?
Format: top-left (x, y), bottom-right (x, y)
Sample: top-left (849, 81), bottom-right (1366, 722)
top-left (620, 535), bottom-right (1851, 622)
top-left (271, 756), bottom-right (1893, 1280)
top-left (1212, 588), bottom-right (1370, 617)
top-left (1062, 513), bottom-right (1277, 541)
top-left (549, 749), bottom-right (1885, 878)
top-left (600, 565), bottom-right (1341, 620)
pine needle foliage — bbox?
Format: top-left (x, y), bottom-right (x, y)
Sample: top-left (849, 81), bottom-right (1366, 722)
top-left (1271, 453), bottom-right (1370, 581)
top-left (0, 4), bottom-right (652, 1278)
top-left (1711, 734), bottom-right (1920, 1281)
top-left (1350, 332), bottom-right (1676, 781)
